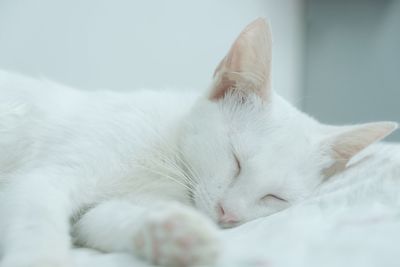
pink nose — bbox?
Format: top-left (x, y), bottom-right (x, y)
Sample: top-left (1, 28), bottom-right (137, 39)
top-left (217, 202), bottom-right (239, 225)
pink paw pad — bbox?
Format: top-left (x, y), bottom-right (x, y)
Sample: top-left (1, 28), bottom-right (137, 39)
top-left (132, 204), bottom-right (220, 267)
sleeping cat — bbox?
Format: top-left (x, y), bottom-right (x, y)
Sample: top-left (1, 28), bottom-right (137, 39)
top-left (0, 18), bottom-right (397, 267)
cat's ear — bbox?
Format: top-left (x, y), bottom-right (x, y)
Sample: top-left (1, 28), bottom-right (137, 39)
top-left (323, 121), bottom-right (398, 177)
top-left (209, 18), bottom-right (272, 101)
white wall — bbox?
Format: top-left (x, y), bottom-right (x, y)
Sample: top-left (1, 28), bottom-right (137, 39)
top-left (0, 0), bottom-right (304, 103)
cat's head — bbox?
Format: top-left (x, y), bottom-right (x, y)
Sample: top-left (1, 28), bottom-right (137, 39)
top-left (179, 18), bottom-right (397, 227)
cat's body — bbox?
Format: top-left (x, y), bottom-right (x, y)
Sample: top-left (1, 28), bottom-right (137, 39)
top-left (0, 70), bottom-right (197, 204)
top-left (0, 19), bottom-right (398, 267)
top-left (0, 71), bottom-right (217, 267)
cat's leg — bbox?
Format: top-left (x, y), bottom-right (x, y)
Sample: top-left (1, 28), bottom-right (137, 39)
top-left (0, 169), bottom-right (75, 267)
top-left (73, 199), bottom-right (220, 267)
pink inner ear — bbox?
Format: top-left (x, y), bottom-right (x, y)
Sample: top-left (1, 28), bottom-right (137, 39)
top-left (332, 122), bottom-right (397, 161)
top-left (210, 39), bottom-right (245, 100)
top-left (322, 121), bottom-right (398, 178)
top-left (209, 18), bottom-right (272, 102)
top-left (209, 74), bottom-right (236, 100)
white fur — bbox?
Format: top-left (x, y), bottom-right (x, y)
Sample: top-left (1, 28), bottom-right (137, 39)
top-left (0, 70), bottom-right (209, 267)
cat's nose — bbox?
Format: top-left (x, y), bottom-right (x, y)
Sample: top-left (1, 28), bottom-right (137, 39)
top-left (217, 202), bottom-right (239, 226)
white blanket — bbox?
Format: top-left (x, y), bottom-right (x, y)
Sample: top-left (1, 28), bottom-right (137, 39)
top-left (71, 171), bottom-right (400, 267)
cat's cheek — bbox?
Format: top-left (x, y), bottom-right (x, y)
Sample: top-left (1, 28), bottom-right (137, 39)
top-left (132, 203), bottom-right (220, 267)
top-left (192, 188), bottom-right (220, 223)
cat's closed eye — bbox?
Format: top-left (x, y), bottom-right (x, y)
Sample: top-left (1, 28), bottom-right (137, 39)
top-left (261, 194), bottom-right (288, 203)
top-left (233, 153), bottom-right (241, 177)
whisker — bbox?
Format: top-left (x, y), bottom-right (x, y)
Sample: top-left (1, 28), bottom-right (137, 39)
top-left (131, 162), bottom-right (193, 192)
top-left (142, 126), bottom-right (201, 183)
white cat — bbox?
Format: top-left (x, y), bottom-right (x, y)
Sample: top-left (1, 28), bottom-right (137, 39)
top-left (0, 18), bottom-right (397, 267)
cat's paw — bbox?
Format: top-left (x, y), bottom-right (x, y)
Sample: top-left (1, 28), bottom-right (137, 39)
top-left (132, 203), bottom-right (220, 267)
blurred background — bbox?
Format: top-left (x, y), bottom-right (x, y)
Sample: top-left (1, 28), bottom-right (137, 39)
top-left (0, 0), bottom-right (399, 139)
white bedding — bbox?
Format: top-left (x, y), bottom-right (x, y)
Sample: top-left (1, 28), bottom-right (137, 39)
top-left (71, 170), bottom-right (400, 267)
